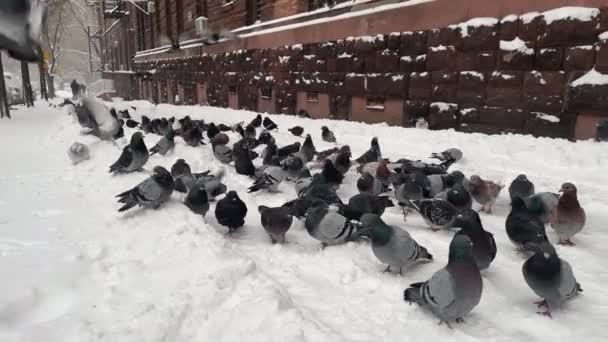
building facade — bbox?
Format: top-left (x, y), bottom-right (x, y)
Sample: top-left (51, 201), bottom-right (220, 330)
top-left (97, 0), bottom-right (608, 141)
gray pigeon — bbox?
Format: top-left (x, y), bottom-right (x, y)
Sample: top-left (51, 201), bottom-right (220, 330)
top-left (550, 183), bottom-right (586, 246)
top-left (509, 174), bottom-right (535, 201)
top-left (259, 205), bottom-right (293, 243)
top-left (358, 214), bottom-right (433, 274)
top-left (149, 130), bottom-right (175, 156)
top-left (294, 168), bottom-right (313, 197)
top-left (431, 148), bottom-right (463, 162)
top-left (453, 209), bottom-right (497, 270)
top-left (248, 166), bottom-right (287, 193)
top-left (395, 178), bottom-right (424, 220)
top-left (355, 137), bottom-right (381, 164)
top-left (185, 183), bottom-right (209, 219)
top-left (403, 235), bottom-right (483, 327)
top-left (116, 166), bottom-right (174, 212)
top-left (305, 202), bottom-right (360, 247)
top-left (197, 176), bottom-right (227, 201)
top-left (321, 126), bottom-right (337, 143)
top-left (522, 242), bottom-right (582, 317)
top-left (506, 197), bottom-right (548, 253)
top-left (67, 142), bottom-right (90, 165)
top-left (213, 143), bottom-right (233, 164)
top-left (341, 193), bottom-right (394, 221)
top-left (299, 134), bottom-right (317, 162)
top-left (109, 132), bottom-right (149, 173)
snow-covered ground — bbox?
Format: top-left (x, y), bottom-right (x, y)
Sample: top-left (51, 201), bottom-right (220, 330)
top-left (1, 100), bottom-right (608, 342)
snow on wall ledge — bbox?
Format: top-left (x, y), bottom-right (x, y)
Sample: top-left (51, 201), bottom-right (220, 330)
top-left (128, 5), bottom-right (608, 140)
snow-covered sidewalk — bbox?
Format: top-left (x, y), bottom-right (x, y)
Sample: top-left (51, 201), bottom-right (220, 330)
top-left (1, 101), bottom-right (607, 341)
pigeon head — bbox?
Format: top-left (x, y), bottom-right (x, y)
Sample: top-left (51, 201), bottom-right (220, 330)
top-left (258, 205), bottom-right (269, 214)
top-left (448, 235), bottom-right (474, 262)
top-left (226, 191), bottom-right (240, 202)
top-left (445, 171), bottom-right (465, 187)
top-left (321, 126), bottom-right (329, 133)
top-left (258, 131), bottom-right (274, 145)
top-left (559, 182), bottom-right (578, 195)
top-left (453, 209), bottom-right (482, 231)
top-left (171, 159), bottom-right (191, 178)
top-left (516, 174), bottom-right (529, 182)
top-left (469, 175), bottom-right (482, 185)
top-left (339, 145), bottom-right (351, 154)
top-left (358, 214), bottom-right (391, 244)
top-left (141, 115), bottom-right (151, 124)
top-left (153, 166), bottom-right (173, 185)
top-left (526, 242), bottom-right (560, 278)
top-left (371, 137), bottom-right (379, 150)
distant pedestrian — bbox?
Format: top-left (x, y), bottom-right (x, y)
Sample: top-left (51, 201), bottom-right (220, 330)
top-left (79, 83), bottom-right (87, 98)
top-left (70, 79), bottom-right (79, 101)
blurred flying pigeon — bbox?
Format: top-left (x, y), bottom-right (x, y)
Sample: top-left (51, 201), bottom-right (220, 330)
top-left (299, 134), bottom-right (317, 162)
top-left (468, 175), bottom-right (504, 214)
top-left (340, 193), bottom-right (394, 221)
top-left (185, 183), bottom-right (209, 219)
top-left (67, 142), bottom-right (90, 165)
top-left (259, 205), bottom-right (293, 243)
top-left (506, 197), bottom-right (548, 253)
top-left (277, 142), bottom-right (301, 158)
top-left (358, 214), bottom-right (432, 274)
top-left (550, 183), bottom-right (585, 246)
top-left (316, 147), bottom-right (340, 161)
top-left (215, 191), bottom-right (248, 233)
top-left (509, 174), bottom-right (535, 201)
top-left (355, 137), bottom-right (381, 164)
top-left (115, 166), bottom-right (174, 212)
top-left (403, 235), bottom-right (482, 327)
top-left (321, 126), bottom-right (336, 143)
top-left (522, 242), bottom-right (582, 317)
top-left (149, 130), bottom-right (175, 156)
top-left (233, 143), bottom-right (256, 177)
top-left (79, 98), bottom-right (121, 140)
top-left (248, 166), bottom-right (287, 193)
top-left (523, 192), bottom-right (559, 223)
top-left (250, 114), bottom-right (262, 128)
top-left (430, 148), bottom-right (463, 162)
top-left (0, 0), bottom-right (44, 62)
top-left (263, 117), bottom-right (278, 131)
top-left (126, 119), bottom-right (139, 128)
top-left (407, 198), bottom-right (458, 231)
top-left (207, 123), bottom-right (220, 140)
top-left (288, 126), bottom-right (304, 137)
top-left (109, 132), bottom-right (149, 173)
top-left (305, 202), bottom-right (361, 247)
top-left (453, 209), bottom-right (497, 270)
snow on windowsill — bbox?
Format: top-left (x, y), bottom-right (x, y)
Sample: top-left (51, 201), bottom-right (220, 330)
top-left (542, 7), bottom-right (599, 24)
top-left (450, 17), bottom-right (498, 37)
top-left (571, 69), bottom-right (608, 87)
top-left (533, 112), bottom-right (560, 123)
top-left (500, 37), bottom-right (534, 55)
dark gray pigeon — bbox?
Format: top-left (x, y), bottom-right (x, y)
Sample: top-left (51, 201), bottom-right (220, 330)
top-left (215, 191), bottom-right (248, 233)
top-left (281, 154), bottom-right (305, 179)
top-left (359, 214), bottom-right (432, 274)
top-left (233, 143), bottom-right (256, 177)
top-left (408, 199), bottom-right (458, 231)
top-left (288, 126), bottom-right (304, 137)
top-left (430, 148), bottom-right (463, 162)
top-left (213, 142), bottom-right (233, 164)
top-left (453, 209), bottom-right (497, 270)
top-left (299, 134), bottom-right (317, 162)
top-left (440, 182), bottom-right (472, 211)
top-left (149, 130), bottom-right (175, 156)
top-left (305, 202), bottom-right (361, 247)
top-left (109, 132), bottom-right (149, 173)
top-left (277, 142), bottom-right (301, 158)
top-left (116, 166), bottom-right (174, 212)
top-left (185, 183), bottom-right (209, 219)
top-left (403, 235), bottom-right (483, 327)
top-left (321, 126), bottom-right (337, 143)
top-left (506, 197), bottom-right (548, 253)
top-left (522, 242), bottom-right (582, 317)
top-left (355, 137), bottom-right (381, 164)
top-left (259, 205), bottom-right (293, 243)
top-left (263, 117), bottom-right (278, 131)
top-left (395, 178), bottom-right (424, 220)
top-left (357, 172), bottom-right (384, 195)
top-left (509, 174), bottom-right (535, 201)
top-left (340, 193), bottom-right (394, 221)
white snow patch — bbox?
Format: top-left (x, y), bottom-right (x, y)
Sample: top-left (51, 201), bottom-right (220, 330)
top-left (429, 45), bottom-right (454, 52)
top-left (500, 37), bottom-right (534, 55)
top-left (304, 55), bottom-right (316, 60)
top-left (461, 108), bottom-right (477, 115)
top-left (520, 11), bottom-right (541, 24)
top-left (533, 112), bottom-right (561, 123)
top-left (430, 102), bottom-right (457, 111)
top-left (391, 75), bottom-right (404, 81)
top-left (571, 69), bottom-right (608, 87)
top-left (501, 14), bottom-right (518, 23)
top-left (291, 44), bottom-right (303, 50)
top-left (400, 56), bottom-right (412, 62)
top-left (599, 31), bottom-right (608, 40)
top-left (542, 7), bottom-right (599, 24)
top-left (279, 56), bottom-right (291, 64)
top-left (416, 54), bottom-right (426, 61)
top-left (461, 71), bottom-right (485, 80)
top-left (338, 52), bottom-right (353, 58)
top-left (492, 71), bottom-right (515, 80)
top-left (454, 17), bottom-right (498, 37)
top-left (389, 32), bottom-right (400, 36)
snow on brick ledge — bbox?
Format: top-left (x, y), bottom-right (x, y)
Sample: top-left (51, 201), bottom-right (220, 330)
top-left (541, 7), bottom-right (600, 24)
top-left (571, 69), bottom-right (608, 87)
top-left (500, 37), bottom-right (534, 55)
top-left (600, 32), bottom-right (608, 41)
top-left (533, 112), bottom-right (560, 123)
top-left (450, 17), bottom-right (498, 37)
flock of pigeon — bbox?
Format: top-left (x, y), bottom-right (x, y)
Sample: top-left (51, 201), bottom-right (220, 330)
top-left (64, 98), bottom-right (587, 327)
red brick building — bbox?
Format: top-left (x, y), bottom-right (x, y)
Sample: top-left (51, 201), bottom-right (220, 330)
top-left (97, 0), bottom-right (608, 140)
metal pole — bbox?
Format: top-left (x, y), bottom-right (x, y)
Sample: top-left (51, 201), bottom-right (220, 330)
top-left (87, 26), bottom-right (94, 74)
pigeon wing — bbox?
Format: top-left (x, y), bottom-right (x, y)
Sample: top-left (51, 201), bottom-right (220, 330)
top-left (135, 177), bottom-right (163, 204)
top-left (423, 268), bottom-right (456, 313)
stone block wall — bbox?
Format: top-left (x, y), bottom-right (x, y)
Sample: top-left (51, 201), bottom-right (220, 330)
top-left (131, 6), bottom-right (608, 140)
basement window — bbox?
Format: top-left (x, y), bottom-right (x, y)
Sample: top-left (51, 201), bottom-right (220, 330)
top-left (366, 96), bottom-right (385, 111)
top-left (261, 87), bottom-right (272, 99)
top-left (229, 85), bottom-right (237, 95)
top-left (306, 92), bottom-right (319, 103)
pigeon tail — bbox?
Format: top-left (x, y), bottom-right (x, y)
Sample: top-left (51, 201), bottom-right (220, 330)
top-left (118, 200), bottom-right (137, 212)
top-left (403, 283), bottom-right (424, 304)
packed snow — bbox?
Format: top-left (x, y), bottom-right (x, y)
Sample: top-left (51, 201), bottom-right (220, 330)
top-left (1, 100), bottom-right (608, 342)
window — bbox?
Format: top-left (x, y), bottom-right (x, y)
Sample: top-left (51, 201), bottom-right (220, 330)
top-left (306, 92), bottom-right (319, 103)
top-left (261, 87), bottom-right (272, 99)
top-left (366, 96), bottom-right (385, 111)
top-left (229, 85), bottom-right (237, 95)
